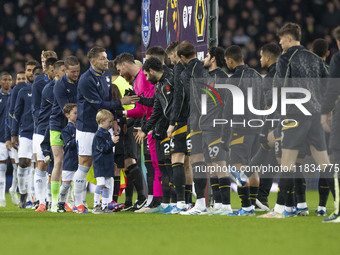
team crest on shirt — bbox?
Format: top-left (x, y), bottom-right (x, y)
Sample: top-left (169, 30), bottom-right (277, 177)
top-left (142, 0), bottom-right (151, 47)
top-left (28, 93), bottom-right (32, 97)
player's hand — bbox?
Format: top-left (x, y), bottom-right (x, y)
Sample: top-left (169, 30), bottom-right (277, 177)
top-left (5, 140), bottom-right (12, 151)
top-left (120, 95), bottom-right (140, 105)
top-left (11, 136), bottom-right (18, 148)
top-left (167, 125), bottom-right (175, 139)
top-left (258, 132), bottom-right (268, 145)
top-left (112, 135), bottom-right (120, 144)
top-left (44, 155), bottom-right (51, 163)
top-left (113, 121), bottom-right (120, 135)
top-left (321, 113), bottom-right (332, 133)
top-left (134, 127), bottom-right (146, 144)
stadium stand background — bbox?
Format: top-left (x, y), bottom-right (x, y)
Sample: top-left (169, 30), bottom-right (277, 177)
top-left (1, 0), bottom-right (340, 76)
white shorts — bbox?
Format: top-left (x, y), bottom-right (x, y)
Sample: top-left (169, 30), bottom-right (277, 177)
top-left (18, 136), bottom-right (33, 159)
top-left (0, 143), bottom-right (9, 161)
top-left (33, 134), bottom-right (45, 161)
top-left (9, 148), bottom-right (19, 164)
top-left (76, 130), bottom-right (95, 156)
top-left (96, 177), bottom-right (113, 189)
top-left (62, 170), bottom-right (75, 182)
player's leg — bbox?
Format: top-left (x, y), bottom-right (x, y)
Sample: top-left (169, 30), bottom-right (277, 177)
top-left (181, 131), bottom-right (208, 215)
top-left (107, 163), bottom-right (124, 212)
top-left (317, 171), bottom-right (330, 216)
top-left (204, 131), bottom-right (232, 215)
top-left (34, 134), bottom-right (48, 211)
top-left (123, 126), bottom-right (146, 210)
top-left (17, 136), bottom-right (32, 208)
top-left (101, 178), bottom-right (113, 213)
top-left (0, 143), bottom-right (9, 207)
top-left (147, 134), bottom-right (160, 205)
top-left (323, 149), bottom-right (340, 222)
top-left (57, 170), bottom-right (75, 212)
top-left (142, 137), bottom-right (155, 207)
top-left (184, 156), bottom-right (193, 206)
top-left (168, 123), bottom-right (188, 213)
top-left (49, 130), bottom-right (64, 212)
top-left (229, 133), bottom-right (257, 216)
top-left (92, 181), bottom-right (103, 214)
top-left (112, 163), bottom-right (121, 203)
top-left (50, 144), bottom-right (63, 212)
top-left (73, 130), bottom-right (94, 213)
top-left (141, 136), bottom-right (154, 207)
top-left (9, 151), bottom-right (19, 205)
top-left (163, 139), bottom-right (175, 206)
top-left (295, 155), bottom-right (309, 216)
top-left (146, 139), bottom-right (172, 214)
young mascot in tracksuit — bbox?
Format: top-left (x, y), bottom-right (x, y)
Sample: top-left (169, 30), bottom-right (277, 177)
top-left (92, 109), bottom-right (119, 214)
top-left (57, 103), bottom-right (78, 213)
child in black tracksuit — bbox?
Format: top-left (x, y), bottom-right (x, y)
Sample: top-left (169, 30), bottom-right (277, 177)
top-left (92, 109), bottom-right (119, 214)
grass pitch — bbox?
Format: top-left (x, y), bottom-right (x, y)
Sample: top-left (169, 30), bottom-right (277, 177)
top-left (0, 191), bottom-right (338, 255)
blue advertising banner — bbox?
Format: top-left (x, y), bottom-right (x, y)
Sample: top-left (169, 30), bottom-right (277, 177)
top-left (141, 0), bottom-right (209, 61)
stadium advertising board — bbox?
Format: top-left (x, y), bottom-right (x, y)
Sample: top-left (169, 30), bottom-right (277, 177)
top-left (142, 0), bottom-right (209, 61)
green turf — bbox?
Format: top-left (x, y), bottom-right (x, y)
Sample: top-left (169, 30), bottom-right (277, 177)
top-left (0, 191), bottom-right (338, 255)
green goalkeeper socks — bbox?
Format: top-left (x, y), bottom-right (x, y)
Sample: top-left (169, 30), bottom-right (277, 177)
top-left (51, 181), bottom-right (61, 202)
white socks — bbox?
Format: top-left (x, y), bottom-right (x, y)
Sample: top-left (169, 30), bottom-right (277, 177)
top-left (195, 198), bottom-right (206, 210)
top-left (222, 204), bottom-right (232, 211)
top-left (161, 203), bottom-right (169, 209)
top-left (59, 183), bottom-right (71, 203)
top-left (30, 167), bottom-right (35, 201)
top-left (66, 184), bottom-right (74, 205)
top-left (274, 204), bottom-right (285, 214)
top-left (102, 188), bottom-right (110, 209)
top-left (10, 164), bottom-right (18, 191)
top-left (47, 183), bottom-right (51, 203)
top-left (146, 195), bottom-right (153, 207)
top-left (17, 166), bottom-right (28, 194)
top-left (317, 206), bottom-right (326, 212)
top-left (285, 206), bottom-right (295, 212)
top-left (34, 169), bottom-right (47, 205)
top-left (94, 185), bottom-right (103, 207)
top-left (73, 165), bottom-right (90, 207)
top-left (0, 164), bottom-right (6, 200)
top-left (297, 202), bottom-right (308, 209)
top-left (82, 181), bottom-right (88, 205)
top-left (214, 202), bottom-right (222, 210)
top-left (177, 201), bottom-right (186, 209)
